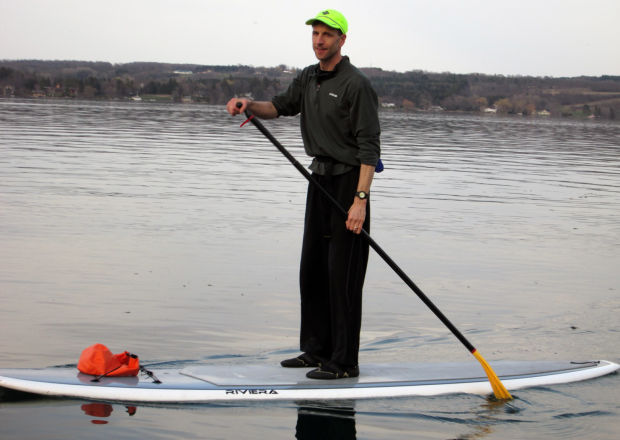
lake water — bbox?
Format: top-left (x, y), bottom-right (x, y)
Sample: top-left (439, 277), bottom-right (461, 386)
top-left (1, 99), bottom-right (619, 439)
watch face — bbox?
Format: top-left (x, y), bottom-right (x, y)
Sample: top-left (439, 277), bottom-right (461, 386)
top-left (357, 191), bottom-right (367, 199)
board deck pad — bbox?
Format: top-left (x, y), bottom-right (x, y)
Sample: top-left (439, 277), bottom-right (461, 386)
top-left (1, 360), bottom-right (618, 403)
top-left (181, 361), bottom-right (601, 387)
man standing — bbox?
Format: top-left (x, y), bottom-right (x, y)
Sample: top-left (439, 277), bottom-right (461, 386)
top-left (226, 9), bottom-right (380, 379)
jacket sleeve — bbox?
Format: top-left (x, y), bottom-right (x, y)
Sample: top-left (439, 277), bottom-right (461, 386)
top-left (350, 78), bottom-right (381, 166)
top-left (271, 71), bottom-right (305, 117)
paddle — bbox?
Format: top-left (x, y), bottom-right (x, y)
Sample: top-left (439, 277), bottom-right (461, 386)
top-left (236, 103), bottom-right (512, 400)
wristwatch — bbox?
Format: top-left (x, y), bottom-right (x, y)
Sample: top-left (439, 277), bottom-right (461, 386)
top-left (355, 190), bottom-right (369, 200)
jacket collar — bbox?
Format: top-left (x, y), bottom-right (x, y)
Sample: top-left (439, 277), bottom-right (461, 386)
top-left (314, 56), bottom-right (349, 83)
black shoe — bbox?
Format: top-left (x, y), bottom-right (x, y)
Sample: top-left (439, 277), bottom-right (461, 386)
top-left (306, 365), bottom-right (359, 380)
top-left (280, 353), bottom-right (322, 368)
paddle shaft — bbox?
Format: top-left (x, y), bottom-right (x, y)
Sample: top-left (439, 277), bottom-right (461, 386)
top-left (241, 109), bottom-right (477, 354)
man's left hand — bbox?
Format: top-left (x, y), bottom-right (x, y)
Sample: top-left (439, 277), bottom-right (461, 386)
top-left (346, 199), bottom-right (367, 235)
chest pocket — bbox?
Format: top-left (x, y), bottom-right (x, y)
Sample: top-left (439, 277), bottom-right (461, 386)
top-left (318, 85), bottom-right (348, 118)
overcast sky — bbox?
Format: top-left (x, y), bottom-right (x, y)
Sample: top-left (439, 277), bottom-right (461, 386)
top-left (2, 0), bottom-right (619, 77)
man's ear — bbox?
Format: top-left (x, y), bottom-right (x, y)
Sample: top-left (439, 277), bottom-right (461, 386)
top-left (339, 33), bottom-right (347, 48)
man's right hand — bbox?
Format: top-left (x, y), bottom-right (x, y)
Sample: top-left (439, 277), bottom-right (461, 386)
top-left (226, 98), bottom-right (249, 116)
top-left (226, 99), bottom-right (278, 119)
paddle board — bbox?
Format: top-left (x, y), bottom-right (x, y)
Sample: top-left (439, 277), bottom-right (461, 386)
top-left (0, 360), bottom-right (617, 403)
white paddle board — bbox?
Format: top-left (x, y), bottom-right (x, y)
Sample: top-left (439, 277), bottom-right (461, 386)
top-left (0, 360), bottom-right (617, 403)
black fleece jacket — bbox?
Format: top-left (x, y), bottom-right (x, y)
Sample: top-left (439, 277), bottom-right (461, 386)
top-left (272, 56), bottom-right (381, 175)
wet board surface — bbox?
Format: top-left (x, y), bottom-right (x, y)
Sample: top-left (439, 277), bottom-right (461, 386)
top-left (1, 360), bottom-right (618, 403)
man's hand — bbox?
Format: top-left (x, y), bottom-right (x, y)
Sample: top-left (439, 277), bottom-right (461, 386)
top-left (346, 164), bottom-right (374, 234)
top-left (346, 198), bottom-right (367, 234)
top-left (226, 99), bottom-right (278, 119)
top-left (226, 98), bottom-right (249, 116)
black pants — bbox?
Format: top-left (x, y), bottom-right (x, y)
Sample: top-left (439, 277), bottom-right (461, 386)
top-left (299, 168), bottom-right (370, 368)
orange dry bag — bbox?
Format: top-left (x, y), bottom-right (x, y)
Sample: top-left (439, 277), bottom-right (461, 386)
top-left (77, 343), bottom-right (140, 377)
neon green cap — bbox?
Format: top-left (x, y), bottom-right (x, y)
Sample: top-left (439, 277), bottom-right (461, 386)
top-left (305, 9), bottom-right (348, 34)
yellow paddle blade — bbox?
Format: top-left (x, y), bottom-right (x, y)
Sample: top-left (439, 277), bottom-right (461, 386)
top-left (472, 350), bottom-right (513, 400)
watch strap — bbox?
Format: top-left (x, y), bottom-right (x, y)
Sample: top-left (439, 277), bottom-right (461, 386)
top-left (355, 191), bottom-right (369, 200)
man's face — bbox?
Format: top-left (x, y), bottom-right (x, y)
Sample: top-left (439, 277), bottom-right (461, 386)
top-left (311, 22), bottom-right (346, 63)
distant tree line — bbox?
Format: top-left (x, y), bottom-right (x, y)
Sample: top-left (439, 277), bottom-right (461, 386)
top-left (0, 61), bottom-right (284, 103)
top-left (370, 69), bottom-right (619, 119)
top-left (1, 60), bottom-right (619, 119)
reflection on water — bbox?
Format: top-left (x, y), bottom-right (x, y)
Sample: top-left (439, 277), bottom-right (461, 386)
top-left (69, 398), bottom-right (505, 440)
top-left (77, 400), bottom-right (357, 439)
top-left (1, 99), bottom-right (619, 439)
top-left (296, 402), bottom-right (357, 440)
top-left (80, 403), bottom-right (137, 424)
top-left (66, 395), bottom-right (517, 439)
top-left (75, 400), bottom-right (358, 437)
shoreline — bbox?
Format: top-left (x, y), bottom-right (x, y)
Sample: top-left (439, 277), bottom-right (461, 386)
top-left (2, 96), bottom-right (616, 122)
